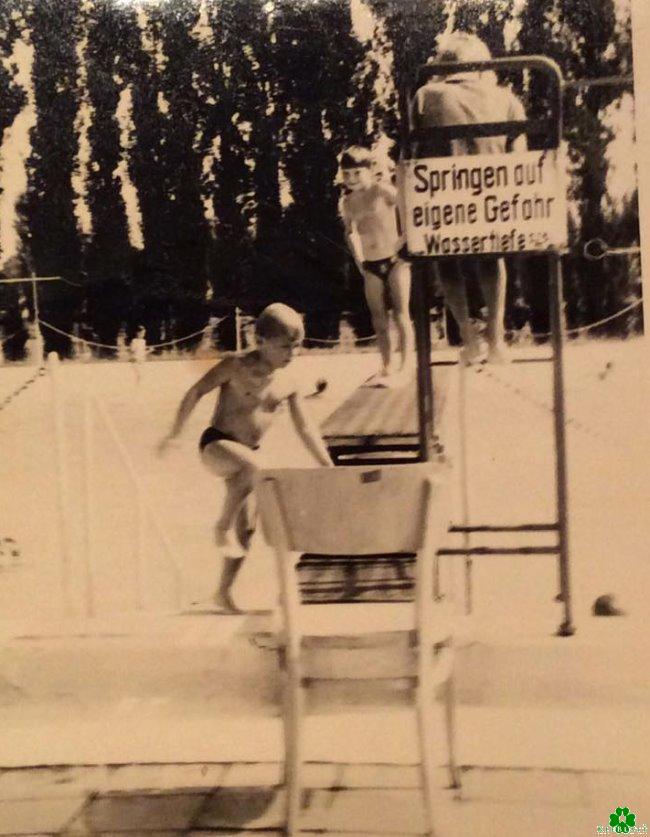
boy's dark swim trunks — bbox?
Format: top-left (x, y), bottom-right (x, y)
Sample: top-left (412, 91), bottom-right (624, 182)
top-left (199, 427), bottom-right (260, 452)
top-left (362, 254), bottom-right (403, 283)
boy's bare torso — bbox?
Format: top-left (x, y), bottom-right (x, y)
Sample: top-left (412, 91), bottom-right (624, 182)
top-left (211, 353), bottom-right (296, 448)
top-left (342, 183), bottom-right (401, 261)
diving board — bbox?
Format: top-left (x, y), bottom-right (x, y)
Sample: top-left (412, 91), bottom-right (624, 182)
top-left (306, 365), bottom-right (452, 601)
top-left (322, 366), bottom-right (452, 465)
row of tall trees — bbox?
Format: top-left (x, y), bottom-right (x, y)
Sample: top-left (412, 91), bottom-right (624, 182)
top-left (0, 0), bottom-right (641, 358)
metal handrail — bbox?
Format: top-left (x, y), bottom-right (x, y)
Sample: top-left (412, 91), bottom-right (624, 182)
top-left (408, 56), bottom-right (563, 154)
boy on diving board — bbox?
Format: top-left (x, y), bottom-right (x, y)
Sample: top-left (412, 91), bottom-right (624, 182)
top-left (338, 146), bottom-right (414, 385)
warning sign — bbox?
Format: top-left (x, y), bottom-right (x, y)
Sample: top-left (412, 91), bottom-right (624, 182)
top-left (401, 149), bottom-right (567, 256)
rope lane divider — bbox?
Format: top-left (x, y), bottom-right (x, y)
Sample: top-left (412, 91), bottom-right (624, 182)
top-left (304, 333), bottom-right (378, 345)
top-left (146, 318), bottom-right (229, 351)
top-left (0, 364), bottom-right (47, 414)
top-left (561, 298), bottom-right (643, 336)
top-left (38, 313), bottom-right (377, 349)
top-left (39, 320), bottom-right (123, 351)
top-left (476, 363), bottom-right (627, 448)
top-left (512, 296), bottom-right (643, 340)
top-left (38, 316), bottom-right (230, 352)
top-left (18, 295), bottom-right (644, 356)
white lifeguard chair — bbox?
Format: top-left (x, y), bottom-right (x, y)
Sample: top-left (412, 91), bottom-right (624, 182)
top-left (256, 462), bottom-right (459, 836)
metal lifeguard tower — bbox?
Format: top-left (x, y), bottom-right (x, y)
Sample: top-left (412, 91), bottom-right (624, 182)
top-left (316, 56), bottom-right (574, 636)
top-left (401, 56), bottom-right (574, 636)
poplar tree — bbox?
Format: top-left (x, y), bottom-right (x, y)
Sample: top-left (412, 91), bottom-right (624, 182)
top-left (83, 0), bottom-right (136, 352)
top-left (17, 0), bottom-right (83, 356)
top-left (0, 4), bottom-right (27, 182)
top-left (264, 0), bottom-right (368, 340)
top-left (153, 0), bottom-right (211, 345)
top-left (517, 0), bottom-right (638, 336)
top-left (0, 4), bottom-right (28, 357)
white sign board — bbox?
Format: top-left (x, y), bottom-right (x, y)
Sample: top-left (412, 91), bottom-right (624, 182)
top-left (401, 149), bottom-right (567, 256)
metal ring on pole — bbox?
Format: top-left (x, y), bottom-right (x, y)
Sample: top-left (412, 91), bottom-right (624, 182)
top-left (583, 238), bottom-right (641, 261)
top-left (583, 238), bottom-right (609, 261)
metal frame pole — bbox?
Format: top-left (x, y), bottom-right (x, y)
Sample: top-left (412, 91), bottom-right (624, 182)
top-left (82, 364), bottom-right (96, 618)
top-left (457, 362), bottom-right (472, 614)
top-left (48, 352), bottom-right (74, 617)
top-left (411, 259), bottom-right (435, 462)
top-left (549, 254), bottom-right (575, 636)
top-left (235, 306), bottom-right (242, 353)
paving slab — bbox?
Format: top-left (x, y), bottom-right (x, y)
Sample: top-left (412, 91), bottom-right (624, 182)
top-left (65, 830), bottom-right (182, 837)
top-left (65, 792), bottom-right (206, 832)
top-left (194, 787), bottom-right (283, 830)
top-left (340, 763), bottom-right (422, 789)
top-left (1, 763), bottom-right (648, 836)
top-left (302, 762), bottom-right (343, 789)
top-left (0, 766), bottom-right (103, 801)
top-left (0, 715), bottom-right (283, 767)
top-left (3, 700), bottom-right (650, 774)
top-left (432, 795), bottom-right (590, 837)
top-left (582, 771), bottom-right (650, 812)
top-left (64, 829), bottom-right (183, 837)
top-left (301, 788), bottom-right (428, 834)
top-left (457, 705), bottom-right (650, 771)
top-left (457, 767), bottom-right (584, 806)
top-left (0, 796), bottom-right (85, 834)
top-left (100, 763), bottom-right (228, 795)
top-left (219, 762), bottom-right (281, 788)
top-left (188, 832), bottom-right (282, 836)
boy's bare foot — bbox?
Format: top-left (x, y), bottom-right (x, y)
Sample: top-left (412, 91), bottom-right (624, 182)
top-left (459, 342), bottom-right (483, 366)
top-left (305, 378), bottom-right (328, 398)
top-left (486, 343), bottom-right (511, 365)
top-left (213, 589), bottom-right (243, 614)
top-left (215, 527), bottom-right (240, 553)
top-left (365, 371), bottom-right (403, 388)
top-left (212, 555), bottom-right (245, 614)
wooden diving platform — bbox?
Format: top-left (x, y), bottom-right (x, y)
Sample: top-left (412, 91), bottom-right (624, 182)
top-left (321, 363), bottom-right (453, 465)
top-left (299, 362), bottom-right (453, 602)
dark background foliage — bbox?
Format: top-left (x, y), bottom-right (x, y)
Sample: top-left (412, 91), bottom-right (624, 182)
top-left (0, 0), bottom-right (642, 357)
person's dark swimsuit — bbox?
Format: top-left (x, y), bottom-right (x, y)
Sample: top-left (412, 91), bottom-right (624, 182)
top-left (199, 426), bottom-right (260, 452)
top-left (362, 255), bottom-right (398, 283)
top-left (362, 248), bottom-right (409, 309)
top-left (362, 244), bottom-right (409, 283)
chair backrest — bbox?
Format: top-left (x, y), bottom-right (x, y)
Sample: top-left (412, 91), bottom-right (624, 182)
top-left (256, 462), bottom-right (450, 555)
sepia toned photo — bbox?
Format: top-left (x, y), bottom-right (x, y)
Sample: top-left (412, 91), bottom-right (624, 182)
top-left (0, 0), bottom-right (648, 833)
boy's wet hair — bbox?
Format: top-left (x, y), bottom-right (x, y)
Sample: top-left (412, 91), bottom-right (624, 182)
top-left (340, 145), bottom-right (373, 170)
top-left (255, 303), bottom-right (305, 341)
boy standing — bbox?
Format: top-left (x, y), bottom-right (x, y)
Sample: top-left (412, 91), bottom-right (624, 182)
top-left (338, 146), bottom-right (413, 383)
top-left (158, 303), bottom-right (333, 613)
top-left (411, 32), bottom-right (527, 363)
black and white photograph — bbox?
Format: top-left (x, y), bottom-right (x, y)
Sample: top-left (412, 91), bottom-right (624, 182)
top-left (0, 0), bottom-right (648, 833)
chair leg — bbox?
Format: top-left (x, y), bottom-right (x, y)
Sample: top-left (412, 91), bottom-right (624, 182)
top-left (283, 663), bottom-right (304, 836)
top-left (415, 676), bottom-right (439, 837)
top-left (444, 671), bottom-right (461, 790)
